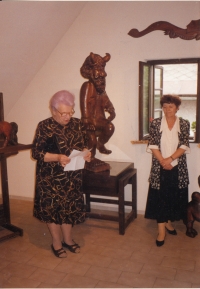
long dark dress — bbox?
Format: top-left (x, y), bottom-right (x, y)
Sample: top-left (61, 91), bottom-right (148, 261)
top-left (32, 117), bottom-right (88, 225)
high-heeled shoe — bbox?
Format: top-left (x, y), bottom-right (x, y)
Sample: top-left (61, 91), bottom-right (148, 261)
top-left (165, 227), bottom-right (177, 235)
top-left (156, 239), bottom-right (164, 247)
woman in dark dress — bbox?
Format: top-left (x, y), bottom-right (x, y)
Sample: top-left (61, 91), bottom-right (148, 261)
top-left (32, 90), bottom-right (91, 258)
top-left (145, 95), bottom-right (190, 247)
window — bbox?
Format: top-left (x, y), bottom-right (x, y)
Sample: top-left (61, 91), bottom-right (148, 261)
top-left (139, 58), bottom-right (200, 142)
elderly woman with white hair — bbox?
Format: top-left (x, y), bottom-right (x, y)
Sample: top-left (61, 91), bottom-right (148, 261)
top-left (32, 90), bottom-right (91, 258)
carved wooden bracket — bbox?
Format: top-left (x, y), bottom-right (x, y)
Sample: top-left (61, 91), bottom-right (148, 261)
top-left (128, 19), bottom-right (200, 41)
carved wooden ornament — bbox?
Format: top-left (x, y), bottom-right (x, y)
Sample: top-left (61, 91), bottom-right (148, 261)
top-left (128, 19), bottom-right (200, 40)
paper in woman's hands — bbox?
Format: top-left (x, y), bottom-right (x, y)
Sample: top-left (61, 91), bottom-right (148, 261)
top-left (64, 149), bottom-right (90, 171)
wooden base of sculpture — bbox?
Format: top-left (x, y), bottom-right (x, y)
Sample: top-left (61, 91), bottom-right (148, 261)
top-left (84, 157), bottom-right (110, 172)
top-left (83, 161), bottom-right (137, 235)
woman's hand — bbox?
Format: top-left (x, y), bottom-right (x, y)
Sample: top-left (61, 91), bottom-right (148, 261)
top-left (58, 154), bottom-right (71, 167)
top-left (160, 157), bottom-right (173, 170)
top-left (83, 149), bottom-right (91, 162)
top-left (163, 164), bottom-right (173, 170)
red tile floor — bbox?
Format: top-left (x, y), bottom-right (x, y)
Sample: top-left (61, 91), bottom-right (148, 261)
top-left (0, 198), bottom-right (200, 288)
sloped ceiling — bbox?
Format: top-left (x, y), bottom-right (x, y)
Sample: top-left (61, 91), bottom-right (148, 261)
top-left (0, 1), bottom-right (87, 116)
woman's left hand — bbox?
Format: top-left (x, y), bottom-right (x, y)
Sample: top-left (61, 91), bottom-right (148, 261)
top-left (83, 149), bottom-right (91, 162)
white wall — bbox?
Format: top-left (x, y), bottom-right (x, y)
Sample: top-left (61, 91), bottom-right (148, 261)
top-left (6, 1), bottom-right (200, 214)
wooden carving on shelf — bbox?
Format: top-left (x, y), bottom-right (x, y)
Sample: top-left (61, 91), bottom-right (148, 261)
top-left (0, 121), bottom-right (18, 148)
top-left (80, 52), bottom-right (116, 172)
top-left (128, 19), bottom-right (200, 41)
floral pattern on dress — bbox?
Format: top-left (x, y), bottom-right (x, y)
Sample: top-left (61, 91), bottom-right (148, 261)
top-left (148, 117), bottom-right (190, 189)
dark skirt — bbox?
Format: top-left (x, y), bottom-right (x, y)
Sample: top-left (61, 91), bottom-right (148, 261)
top-left (145, 165), bottom-right (188, 223)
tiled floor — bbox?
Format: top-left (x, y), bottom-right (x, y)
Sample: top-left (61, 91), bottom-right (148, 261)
top-left (0, 199), bottom-right (200, 288)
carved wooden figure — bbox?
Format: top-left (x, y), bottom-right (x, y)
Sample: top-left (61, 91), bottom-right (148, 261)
top-left (128, 19), bottom-right (200, 41)
top-left (0, 121), bottom-right (18, 148)
top-left (186, 191), bottom-right (200, 238)
top-left (80, 52), bottom-right (116, 172)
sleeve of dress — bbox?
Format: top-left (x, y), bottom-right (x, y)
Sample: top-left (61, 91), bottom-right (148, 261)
top-left (80, 120), bottom-right (89, 149)
top-left (32, 122), bottom-right (49, 162)
top-left (146, 119), bottom-right (160, 153)
top-left (179, 119), bottom-right (190, 154)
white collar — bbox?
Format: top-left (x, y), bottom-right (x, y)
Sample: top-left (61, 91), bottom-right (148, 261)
top-left (160, 115), bottom-right (180, 133)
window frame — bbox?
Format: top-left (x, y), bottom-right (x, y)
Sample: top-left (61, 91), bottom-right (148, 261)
top-left (138, 58), bottom-right (200, 142)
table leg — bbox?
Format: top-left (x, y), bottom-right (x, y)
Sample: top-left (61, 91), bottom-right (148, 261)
top-left (132, 169), bottom-right (137, 218)
top-left (0, 155), bottom-right (11, 223)
top-left (118, 179), bottom-right (125, 235)
top-left (85, 194), bottom-right (91, 212)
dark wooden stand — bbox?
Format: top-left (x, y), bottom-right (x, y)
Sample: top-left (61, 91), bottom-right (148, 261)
top-left (0, 144), bottom-right (32, 242)
top-left (83, 161), bottom-right (137, 235)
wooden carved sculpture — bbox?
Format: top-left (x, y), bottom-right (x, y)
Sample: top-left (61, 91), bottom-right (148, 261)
top-left (128, 19), bottom-right (200, 41)
top-left (0, 121), bottom-right (18, 148)
top-left (185, 176), bottom-right (200, 238)
top-left (80, 52), bottom-right (116, 172)
top-left (186, 191), bottom-right (200, 238)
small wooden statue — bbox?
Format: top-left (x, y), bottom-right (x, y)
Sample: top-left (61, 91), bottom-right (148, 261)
top-left (80, 52), bottom-right (116, 172)
top-left (185, 176), bottom-right (200, 238)
top-left (0, 121), bottom-right (18, 148)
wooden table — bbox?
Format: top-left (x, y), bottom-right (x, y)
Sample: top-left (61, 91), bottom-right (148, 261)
top-left (83, 161), bottom-right (137, 235)
top-left (0, 144), bottom-right (32, 242)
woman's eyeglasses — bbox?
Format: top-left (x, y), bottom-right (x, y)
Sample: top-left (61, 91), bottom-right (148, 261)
top-left (54, 107), bottom-right (75, 117)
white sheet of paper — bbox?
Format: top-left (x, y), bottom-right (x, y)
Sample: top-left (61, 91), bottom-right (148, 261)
top-left (64, 149), bottom-right (89, 171)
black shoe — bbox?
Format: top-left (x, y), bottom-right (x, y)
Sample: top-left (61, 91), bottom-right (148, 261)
top-left (166, 227), bottom-right (177, 235)
top-left (156, 239), bottom-right (164, 247)
top-left (51, 244), bottom-right (67, 258)
top-left (62, 240), bottom-right (80, 253)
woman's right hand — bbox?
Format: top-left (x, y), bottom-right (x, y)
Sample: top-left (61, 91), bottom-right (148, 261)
top-left (160, 157), bottom-right (173, 170)
top-left (163, 164), bottom-right (173, 170)
top-left (58, 154), bottom-right (71, 167)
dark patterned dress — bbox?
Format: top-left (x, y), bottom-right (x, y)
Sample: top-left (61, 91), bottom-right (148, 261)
top-left (32, 117), bottom-right (88, 225)
top-left (145, 117), bottom-right (190, 223)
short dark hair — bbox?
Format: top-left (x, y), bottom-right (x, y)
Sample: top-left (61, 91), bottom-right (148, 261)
top-left (160, 94), bottom-right (181, 107)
